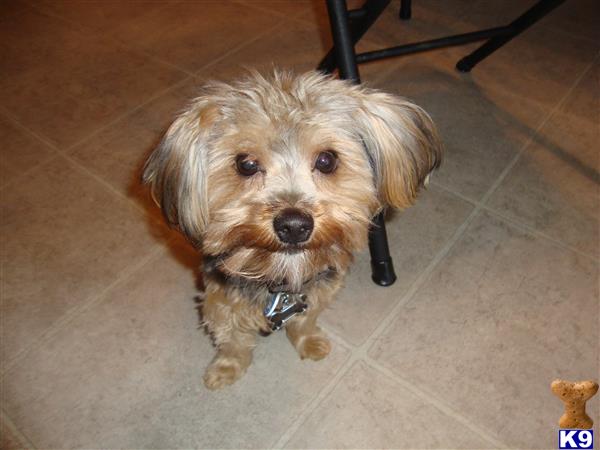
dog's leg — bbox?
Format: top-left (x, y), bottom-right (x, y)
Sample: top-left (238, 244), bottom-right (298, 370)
top-left (202, 286), bottom-right (260, 390)
top-left (286, 283), bottom-right (338, 361)
top-left (286, 307), bottom-right (331, 361)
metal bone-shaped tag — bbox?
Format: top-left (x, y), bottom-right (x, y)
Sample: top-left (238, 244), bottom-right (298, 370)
top-left (264, 292), bottom-right (308, 331)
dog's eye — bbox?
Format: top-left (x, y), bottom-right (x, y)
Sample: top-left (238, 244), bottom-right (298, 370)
top-left (314, 150), bottom-right (338, 174)
top-left (235, 154), bottom-right (260, 176)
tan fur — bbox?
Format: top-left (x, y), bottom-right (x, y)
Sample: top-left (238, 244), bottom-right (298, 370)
top-left (143, 70), bottom-right (442, 389)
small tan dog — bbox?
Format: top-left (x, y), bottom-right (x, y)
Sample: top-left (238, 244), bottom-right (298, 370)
top-left (143, 71), bottom-right (441, 389)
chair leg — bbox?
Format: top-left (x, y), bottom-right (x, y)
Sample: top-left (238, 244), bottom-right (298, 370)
top-left (456, 0), bottom-right (566, 72)
top-left (325, 0), bottom-right (397, 286)
top-left (325, 0), bottom-right (361, 81)
top-left (318, 0), bottom-right (391, 74)
top-left (399, 0), bottom-right (411, 20)
top-left (368, 212), bottom-right (397, 286)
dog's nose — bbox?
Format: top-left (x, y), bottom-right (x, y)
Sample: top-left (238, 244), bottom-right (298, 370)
top-left (273, 208), bottom-right (314, 244)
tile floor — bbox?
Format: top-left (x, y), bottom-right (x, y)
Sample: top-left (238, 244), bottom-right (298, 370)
top-left (1, 0), bottom-right (598, 448)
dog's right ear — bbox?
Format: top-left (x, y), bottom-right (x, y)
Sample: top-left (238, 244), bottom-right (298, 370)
top-left (142, 97), bottom-right (220, 243)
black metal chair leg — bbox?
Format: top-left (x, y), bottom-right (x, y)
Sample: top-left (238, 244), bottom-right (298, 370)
top-left (456, 0), bottom-right (566, 72)
top-left (399, 0), bottom-right (411, 20)
top-left (369, 212), bottom-right (397, 286)
top-left (318, 0), bottom-right (391, 74)
top-left (325, 0), bottom-right (397, 286)
top-left (326, 0), bottom-right (361, 81)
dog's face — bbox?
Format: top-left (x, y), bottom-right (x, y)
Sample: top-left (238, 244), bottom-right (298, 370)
top-left (144, 71), bottom-right (441, 289)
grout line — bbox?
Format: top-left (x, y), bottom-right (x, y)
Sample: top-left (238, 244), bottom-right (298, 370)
top-left (480, 205), bottom-right (600, 262)
top-left (0, 107), bottom-right (60, 151)
top-left (0, 141), bottom-right (161, 232)
top-left (431, 181), bottom-right (599, 262)
top-left (0, 75), bottom-right (193, 207)
top-left (17, 0), bottom-right (195, 77)
top-left (0, 408), bottom-right (36, 450)
top-left (116, 43), bottom-right (196, 78)
top-left (480, 54), bottom-right (599, 206)
top-left (364, 357), bottom-right (509, 448)
top-left (0, 245), bottom-right (165, 379)
top-left (321, 323), bottom-right (358, 352)
top-left (361, 208), bottom-right (482, 353)
top-left (272, 355), bottom-right (358, 449)
top-left (192, 21), bottom-right (290, 78)
top-left (429, 179), bottom-right (479, 206)
top-left (61, 76), bottom-right (194, 154)
top-left (231, 0), bottom-right (308, 22)
top-left (539, 22), bottom-right (600, 47)
top-left (57, 152), bottom-right (155, 219)
top-left (0, 73), bottom-right (192, 159)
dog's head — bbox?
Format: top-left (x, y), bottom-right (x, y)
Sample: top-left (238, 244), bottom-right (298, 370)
top-left (143, 71), bottom-right (441, 288)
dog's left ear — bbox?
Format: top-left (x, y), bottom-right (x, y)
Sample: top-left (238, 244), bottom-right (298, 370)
top-left (354, 90), bottom-right (442, 209)
top-left (142, 96), bottom-right (221, 243)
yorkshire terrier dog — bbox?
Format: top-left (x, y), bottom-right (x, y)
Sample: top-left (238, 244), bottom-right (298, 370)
top-left (143, 71), bottom-right (441, 390)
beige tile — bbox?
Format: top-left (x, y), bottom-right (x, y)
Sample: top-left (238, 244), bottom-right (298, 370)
top-left (361, 1), bottom-right (598, 117)
top-left (285, 361), bottom-right (493, 449)
top-left (0, 9), bottom-right (185, 148)
top-left (234, 0), bottom-right (315, 18)
top-left (0, 414), bottom-right (32, 450)
top-left (1, 239), bottom-right (350, 449)
top-left (0, 156), bottom-right (167, 365)
top-left (0, 2), bottom-right (30, 22)
top-left (33, 0), bottom-right (173, 34)
top-left (199, 19), bottom-right (333, 80)
top-left (369, 211), bottom-right (599, 448)
top-left (487, 64), bottom-right (599, 256)
top-left (68, 78), bottom-right (200, 215)
top-left (407, 0), bottom-right (530, 31)
top-left (111, 2), bottom-right (282, 73)
top-left (197, 18), bottom-right (392, 82)
top-left (543, 0), bottom-right (600, 43)
top-left (0, 116), bottom-right (55, 187)
top-left (466, 25), bottom-right (599, 111)
top-left (370, 8), bottom-right (599, 201)
top-left (322, 186), bottom-right (474, 346)
top-left (375, 67), bottom-right (544, 201)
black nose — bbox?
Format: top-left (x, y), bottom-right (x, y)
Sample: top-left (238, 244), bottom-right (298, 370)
top-left (273, 208), bottom-right (314, 244)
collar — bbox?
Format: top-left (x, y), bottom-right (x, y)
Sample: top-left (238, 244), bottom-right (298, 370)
top-left (266, 267), bottom-right (337, 293)
top-left (203, 254), bottom-right (337, 331)
top-left (203, 253), bottom-right (337, 294)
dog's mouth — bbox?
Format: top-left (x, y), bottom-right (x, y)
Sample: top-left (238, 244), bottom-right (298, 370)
top-left (241, 239), bottom-right (309, 254)
top-left (279, 243), bottom-right (309, 253)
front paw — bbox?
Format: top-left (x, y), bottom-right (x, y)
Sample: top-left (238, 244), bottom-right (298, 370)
top-left (298, 334), bottom-right (331, 361)
top-left (203, 358), bottom-right (246, 390)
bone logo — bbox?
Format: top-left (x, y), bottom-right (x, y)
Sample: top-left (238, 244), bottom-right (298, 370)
top-left (552, 379), bottom-right (598, 449)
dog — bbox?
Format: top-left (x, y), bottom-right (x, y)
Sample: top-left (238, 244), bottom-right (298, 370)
top-left (143, 70), bottom-right (441, 390)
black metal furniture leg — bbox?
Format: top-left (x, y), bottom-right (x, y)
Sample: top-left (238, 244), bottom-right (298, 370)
top-left (325, 0), bottom-right (397, 286)
top-left (326, 0), bottom-right (361, 82)
top-left (456, 0), bottom-right (566, 72)
top-left (369, 212), bottom-right (397, 286)
top-left (318, 0), bottom-right (391, 74)
top-left (399, 0), bottom-right (412, 20)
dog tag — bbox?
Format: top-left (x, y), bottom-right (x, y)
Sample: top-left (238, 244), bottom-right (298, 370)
top-left (264, 292), bottom-right (308, 331)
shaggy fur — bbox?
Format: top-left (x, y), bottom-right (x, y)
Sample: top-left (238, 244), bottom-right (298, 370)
top-left (143, 70), bottom-right (441, 389)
